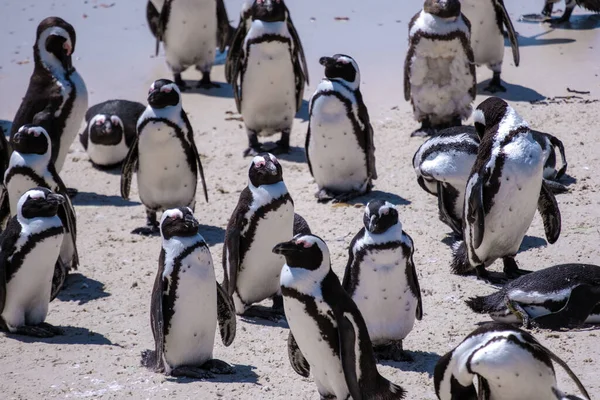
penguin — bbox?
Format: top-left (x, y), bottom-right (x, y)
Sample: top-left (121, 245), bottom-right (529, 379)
top-left (225, 0), bottom-right (254, 84)
top-left (306, 54), bottom-right (377, 203)
top-left (532, 130), bottom-right (569, 193)
top-left (229, 0), bottom-right (309, 156)
top-left (460, 0), bottom-right (520, 93)
top-left (274, 234), bottom-right (407, 400)
top-left (451, 98), bottom-right (562, 284)
top-left (466, 263), bottom-right (600, 329)
top-left (342, 200), bottom-right (422, 362)
top-left (539, 0), bottom-right (600, 22)
top-left (141, 207), bottom-right (236, 378)
top-left (121, 79), bottom-right (209, 235)
top-left (404, 0), bottom-right (476, 137)
top-left (79, 100), bottom-right (146, 169)
top-left (222, 153), bottom-right (306, 320)
top-left (0, 128), bottom-right (9, 226)
top-left (434, 322), bottom-right (590, 400)
top-left (146, 0), bottom-right (233, 89)
top-left (10, 17), bottom-right (88, 175)
top-left (1, 125), bottom-right (78, 299)
top-left (0, 188), bottom-right (65, 338)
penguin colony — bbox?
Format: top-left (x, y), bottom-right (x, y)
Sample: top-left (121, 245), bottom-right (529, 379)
top-left (0, 0), bottom-right (598, 399)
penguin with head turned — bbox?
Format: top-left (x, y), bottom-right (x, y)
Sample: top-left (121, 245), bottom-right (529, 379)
top-left (274, 233), bottom-right (407, 400)
top-left (141, 207), bottom-right (236, 379)
top-left (342, 200), bottom-right (422, 362)
top-left (306, 54), bottom-right (377, 203)
top-left (451, 97), bottom-right (561, 284)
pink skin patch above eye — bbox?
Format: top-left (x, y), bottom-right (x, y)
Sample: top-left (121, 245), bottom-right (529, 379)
top-left (296, 240), bottom-right (312, 248)
top-left (110, 116), bottom-right (120, 125)
top-left (95, 116), bottom-right (106, 125)
top-left (31, 130), bottom-right (41, 137)
top-left (255, 160), bottom-right (265, 167)
top-left (161, 86), bottom-right (172, 93)
top-left (381, 208), bottom-right (389, 215)
top-left (63, 42), bottom-right (72, 56)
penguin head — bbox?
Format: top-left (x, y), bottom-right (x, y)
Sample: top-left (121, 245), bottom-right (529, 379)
top-left (273, 234), bottom-right (329, 271)
top-left (319, 54), bottom-right (361, 90)
top-left (147, 79), bottom-right (181, 109)
top-left (36, 17), bottom-right (77, 73)
top-left (11, 125), bottom-right (51, 156)
top-left (88, 114), bottom-right (124, 146)
top-left (248, 153), bottom-right (283, 187)
top-left (160, 207), bottom-right (200, 240)
top-left (17, 187), bottom-right (65, 220)
top-left (364, 200), bottom-right (400, 234)
top-left (252, 0), bottom-right (286, 23)
top-left (423, 0), bottom-right (461, 19)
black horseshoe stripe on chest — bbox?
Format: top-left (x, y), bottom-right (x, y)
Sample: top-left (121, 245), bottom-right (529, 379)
top-left (162, 241), bottom-right (208, 339)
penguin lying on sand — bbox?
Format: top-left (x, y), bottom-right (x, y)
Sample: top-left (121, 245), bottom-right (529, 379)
top-left (466, 263), bottom-right (600, 329)
top-left (141, 207), bottom-right (236, 379)
top-left (434, 322), bottom-right (590, 400)
top-left (274, 234), bottom-right (407, 400)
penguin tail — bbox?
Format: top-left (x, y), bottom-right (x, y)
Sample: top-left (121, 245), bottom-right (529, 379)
top-left (465, 292), bottom-right (502, 314)
top-left (374, 376), bottom-right (407, 400)
top-left (450, 240), bottom-right (472, 275)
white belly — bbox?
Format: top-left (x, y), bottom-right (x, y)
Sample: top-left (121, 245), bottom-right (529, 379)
top-left (1, 232), bottom-right (64, 330)
top-left (308, 95), bottom-right (368, 192)
top-left (352, 248), bottom-right (417, 342)
top-left (241, 40), bottom-right (296, 134)
top-left (283, 295), bottom-right (350, 399)
top-left (137, 121), bottom-right (196, 211)
top-left (409, 37), bottom-right (474, 124)
top-left (87, 134), bottom-right (129, 166)
top-left (56, 71), bottom-right (88, 172)
top-left (234, 202), bottom-right (294, 310)
top-left (163, 250), bottom-right (217, 371)
top-left (461, 0), bottom-right (504, 66)
top-left (162, 0), bottom-right (217, 72)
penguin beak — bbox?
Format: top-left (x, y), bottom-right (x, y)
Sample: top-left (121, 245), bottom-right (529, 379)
top-left (11, 131), bottom-right (23, 145)
top-left (272, 240), bottom-right (301, 256)
top-left (46, 193), bottom-right (66, 206)
top-left (368, 215), bottom-right (378, 232)
top-left (319, 57), bottom-right (335, 67)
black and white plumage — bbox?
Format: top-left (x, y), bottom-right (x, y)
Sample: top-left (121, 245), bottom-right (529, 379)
top-left (539, 0), bottom-right (600, 22)
top-left (0, 188), bottom-right (65, 338)
top-left (10, 17), bottom-right (88, 174)
top-left (466, 263), bottom-right (600, 329)
top-left (1, 125), bottom-right (78, 299)
top-left (274, 234), bottom-right (407, 400)
top-left (306, 54), bottom-right (377, 203)
top-left (404, 0), bottom-right (476, 137)
top-left (460, 0), bottom-right (520, 93)
top-left (451, 98), bottom-right (561, 284)
top-left (121, 79), bottom-right (208, 235)
top-left (434, 322), bottom-right (590, 400)
top-left (146, 0), bottom-right (233, 89)
top-left (223, 153), bottom-right (307, 320)
top-left (225, 0), bottom-right (254, 84)
top-left (413, 126), bottom-right (568, 234)
top-left (141, 207), bottom-right (236, 379)
top-left (229, 0), bottom-right (309, 156)
top-left (79, 100), bottom-right (146, 169)
top-left (342, 200), bottom-right (422, 362)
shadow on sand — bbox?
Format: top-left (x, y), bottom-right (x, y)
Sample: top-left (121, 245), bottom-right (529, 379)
top-left (5, 326), bottom-right (115, 346)
top-left (477, 81), bottom-right (546, 102)
top-left (378, 350), bottom-right (441, 378)
top-left (56, 273), bottom-right (110, 305)
top-left (168, 363), bottom-right (260, 384)
top-left (71, 191), bottom-right (140, 207)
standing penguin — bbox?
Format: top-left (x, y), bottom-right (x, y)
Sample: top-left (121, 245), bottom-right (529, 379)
top-left (306, 54), bottom-right (377, 203)
top-left (146, 0), bottom-right (233, 89)
top-left (451, 98), bottom-right (561, 283)
top-left (80, 100), bottom-right (146, 169)
top-left (460, 0), bottom-right (520, 93)
top-left (10, 17), bottom-right (88, 174)
top-left (222, 153), bottom-right (303, 320)
top-left (342, 200), bottom-right (422, 362)
top-left (121, 79), bottom-right (209, 235)
top-left (2, 125), bottom-right (78, 299)
top-left (434, 322), bottom-right (590, 400)
top-left (537, 0), bottom-right (600, 22)
top-left (404, 0), bottom-right (476, 137)
top-left (229, 0), bottom-right (309, 156)
top-left (141, 207), bottom-right (236, 378)
top-left (0, 188), bottom-right (65, 337)
top-left (274, 234), bottom-right (407, 399)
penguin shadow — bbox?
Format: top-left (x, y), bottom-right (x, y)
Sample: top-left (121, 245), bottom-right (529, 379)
top-left (0, 120), bottom-right (12, 136)
top-left (168, 363), bottom-right (260, 384)
top-left (557, 173), bottom-right (577, 189)
top-left (340, 191), bottom-right (411, 207)
top-left (198, 224), bottom-right (226, 245)
top-left (295, 99), bottom-right (310, 122)
top-left (89, 164), bottom-right (122, 175)
top-left (181, 80), bottom-right (234, 98)
top-left (512, 31), bottom-right (576, 47)
top-left (378, 350), bottom-right (441, 377)
top-left (267, 145), bottom-right (306, 164)
top-left (519, 235), bottom-right (548, 252)
top-left (476, 81), bottom-right (546, 102)
top-left (6, 326), bottom-right (115, 346)
top-left (56, 273), bottom-right (110, 305)
top-left (70, 191), bottom-right (141, 207)
top-left (550, 14), bottom-right (600, 30)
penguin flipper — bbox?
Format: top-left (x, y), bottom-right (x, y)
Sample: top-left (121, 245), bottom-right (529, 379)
top-left (225, 17), bottom-right (248, 85)
top-left (147, 249), bottom-right (166, 372)
top-left (285, 7), bottom-right (309, 86)
top-left (305, 121), bottom-right (314, 177)
top-left (341, 228), bottom-right (364, 295)
top-left (49, 163), bottom-right (79, 269)
top-left (437, 182), bottom-right (463, 235)
top-left (0, 188), bottom-right (10, 228)
top-left (182, 111), bottom-right (209, 202)
top-left (0, 218), bottom-right (21, 316)
top-left (537, 181), bottom-right (561, 244)
top-left (496, 0), bottom-right (520, 66)
top-left (216, 281), bottom-right (236, 347)
top-left (231, 47), bottom-right (244, 113)
top-left (292, 49), bottom-right (306, 113)
top-left (79, 125), bottom-right (89, 150)
top-left (406, 234), bottom-right (423, 321)
top-left (155, 0), bottom-right (172, 56)
top-left (120, 137), bottom-right (139, 200)
top-left (403, 48), bottom-right (411, 102)
top-left (546, 133), bottom-right (568, 180)
top-left (223, 190), bottom-right (251, 298)
top-left (293, 213), bottom-right (311, 236)
top-left (356, 90), bottom-right (377, 180)
top-left (216, 0), bottom-right (233, 52)
top-left (287, 331), bottom-right (310, 377)
top-left (467, 174), bottom-right (485, 250)
top-left (146, 1), bottom-right (160, 38)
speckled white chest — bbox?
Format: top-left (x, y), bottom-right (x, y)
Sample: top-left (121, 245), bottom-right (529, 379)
top-left (460, 0), bottom-right (504, 66)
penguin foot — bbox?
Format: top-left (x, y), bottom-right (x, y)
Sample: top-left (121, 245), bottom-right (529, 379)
top-left (66, 188), bottom-right (78, 198)
top-left (50, 260), bottom-right (68, 302)
top-left (171, 366), bottom-right (215, 380)
top-left (375, 342), bottom-right (414, 362)
top-left (131, 226), bottom-right (160, 236)
top-left (202, 359), bottom-right (235, 375)
top-left (174, 74), bottom-right (188, 91)
top-left (315, 189), bottom-right (335, 203)
top-left (242, 146), bottom-right (262, 157)
top-left (271, 295), bottom-right (284, 312)
top-left (332, 190), bottom-right (364, 204)
top-left (503, 257), bottom-right (531, 279)
top-left (270, 141), bottom-right (290, 155)
top-left (197, 79), bottom-right (220, 89)
top-left (15, 322), bottom-right (63, 338)
top-left (475, 265), bottom-right (508, 285)
top-left (483, 81), bottom-right (507, 93)
top-left (543, 179), bottom-right (569, 194)
top-left (241, 305), bottom-right (285, 322)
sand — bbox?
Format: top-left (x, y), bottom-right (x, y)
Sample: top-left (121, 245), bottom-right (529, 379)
top-left (1, 0), bottom-right (599, 399)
